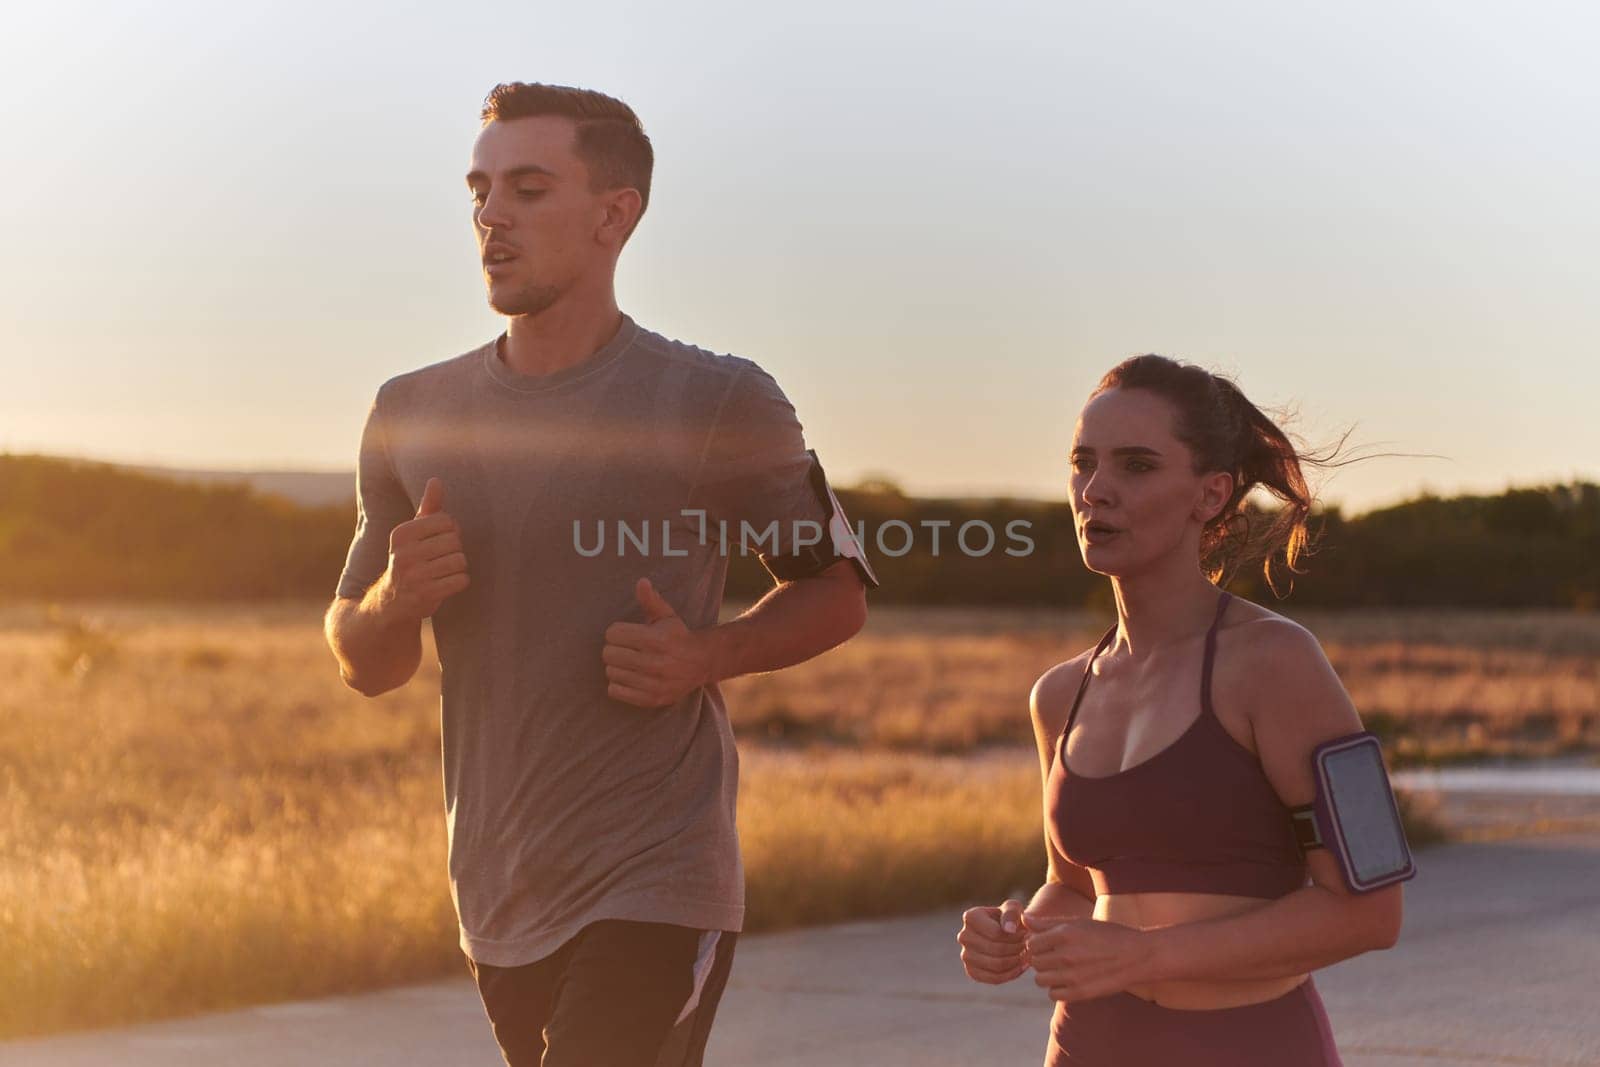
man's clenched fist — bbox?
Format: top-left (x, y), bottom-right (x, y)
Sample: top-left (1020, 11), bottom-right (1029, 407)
top-left (381, 477), bottom-right (470, 620)
top-left (602, 578), bottom-right (714, 708)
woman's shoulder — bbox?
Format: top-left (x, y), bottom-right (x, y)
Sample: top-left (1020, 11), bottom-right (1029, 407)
top-left (1216, 596), bottom-right (1355, 739)
top-left (1029, 637), bottom-right (1107, 736)
top-left (1218, 595), bottom-right (1327, 671)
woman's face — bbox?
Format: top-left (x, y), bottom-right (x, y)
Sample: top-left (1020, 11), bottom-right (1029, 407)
top-left (1068, 387), bottom-right (1232, 576)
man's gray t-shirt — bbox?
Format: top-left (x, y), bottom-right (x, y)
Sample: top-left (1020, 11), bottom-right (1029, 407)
top-left (335, 315), bottom-right (835, 966)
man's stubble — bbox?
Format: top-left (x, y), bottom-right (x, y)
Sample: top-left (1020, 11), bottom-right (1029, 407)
top-left (489, 280), bottom-right (564, 318)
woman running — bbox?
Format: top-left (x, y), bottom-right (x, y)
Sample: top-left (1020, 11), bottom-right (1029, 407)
top-left (957, 355), bottom-right (1404, 1065)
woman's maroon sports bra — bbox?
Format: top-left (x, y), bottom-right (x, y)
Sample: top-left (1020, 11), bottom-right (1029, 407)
top-left (1046, 591), bottom-right (1308, 899)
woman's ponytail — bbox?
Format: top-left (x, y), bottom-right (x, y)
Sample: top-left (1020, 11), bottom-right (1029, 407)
top-left (1093, 356), bottom-right (1347, 595)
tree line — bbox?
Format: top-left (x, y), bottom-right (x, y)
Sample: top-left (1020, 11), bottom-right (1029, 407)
top-left (2, 454), bottom-right (1595, 608)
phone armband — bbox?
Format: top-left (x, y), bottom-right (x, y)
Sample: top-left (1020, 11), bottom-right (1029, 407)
top-left (1289, 731), bottom-right (1417, 894)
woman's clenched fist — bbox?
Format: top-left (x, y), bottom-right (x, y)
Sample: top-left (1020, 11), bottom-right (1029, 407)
top-left (957, 899), bottom-right (1030, 984)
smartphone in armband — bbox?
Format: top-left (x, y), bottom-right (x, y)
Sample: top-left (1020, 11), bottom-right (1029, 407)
top-left (1290, 731), bottom-right (1417, 894)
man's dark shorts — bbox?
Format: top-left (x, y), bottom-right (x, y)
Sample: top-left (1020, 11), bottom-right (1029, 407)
top-left (467, 919), bottom-right (739, 1067)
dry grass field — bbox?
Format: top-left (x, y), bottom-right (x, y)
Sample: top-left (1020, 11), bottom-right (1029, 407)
top-left (0, 598), bottom-right (1593, 1039)
top-left (723, 603), bottom-right (1600, 763)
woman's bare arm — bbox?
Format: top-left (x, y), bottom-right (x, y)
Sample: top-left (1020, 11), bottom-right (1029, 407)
top-left (1026, 659), bottom-right (1098, 920)
top-left (1135, 619), bottom-right (1404, 982)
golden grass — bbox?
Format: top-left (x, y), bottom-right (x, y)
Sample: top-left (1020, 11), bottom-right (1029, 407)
top-left (1, 609), bottom-right (460, 1038)
top-left (720, 603), bottom-right (1600, 763)
top-left (740, 750), bottom-right (1042, 930)
top-left (0, 598), bottom-right (1592, 1039)
top-left (0, 604), bottom-right (1046, 1039)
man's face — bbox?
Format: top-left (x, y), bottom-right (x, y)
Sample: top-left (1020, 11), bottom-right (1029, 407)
top-left (466, 116), bottom-right (617, 317)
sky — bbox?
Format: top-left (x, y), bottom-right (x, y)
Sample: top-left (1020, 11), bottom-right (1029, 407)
top-left (3, 0), bottom-right (1597, 515)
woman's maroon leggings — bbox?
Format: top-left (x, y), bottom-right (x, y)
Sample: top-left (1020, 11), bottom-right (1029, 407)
top-left (1046, 977), bottom-right (1342, 1065)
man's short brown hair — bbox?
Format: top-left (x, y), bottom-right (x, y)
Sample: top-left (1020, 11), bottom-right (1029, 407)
top-left (480, 83), bottom-right (654, 235)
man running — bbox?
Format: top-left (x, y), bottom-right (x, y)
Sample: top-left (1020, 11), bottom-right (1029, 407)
top-left (324, 82), bottom-right (877, 1066)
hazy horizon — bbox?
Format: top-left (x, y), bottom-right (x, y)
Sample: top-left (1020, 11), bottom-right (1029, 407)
top-left (5, 1), bottom-right (1597, 516)
top-left (11, 446), bottom-right (1596, 521)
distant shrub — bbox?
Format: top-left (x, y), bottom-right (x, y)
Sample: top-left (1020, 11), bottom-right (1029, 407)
top-left (50, 614), bottom-right (119, 681)
top-left (181, 645), bottom-right (232, 670)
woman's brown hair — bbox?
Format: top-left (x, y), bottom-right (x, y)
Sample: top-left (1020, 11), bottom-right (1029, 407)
top-left (1092, 355), bottom-right (1352, 596)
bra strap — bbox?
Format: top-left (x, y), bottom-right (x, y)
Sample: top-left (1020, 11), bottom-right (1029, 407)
top-left (1062, 624), bottom-right (1117, 737)
top-left (1201, 590), bottom-right (1233, 719)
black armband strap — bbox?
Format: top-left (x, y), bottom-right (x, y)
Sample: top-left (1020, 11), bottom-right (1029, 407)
top-left (758, 450), bottom-right (880, 589)
top-left (1290, 803), bottom-right (1323, 851)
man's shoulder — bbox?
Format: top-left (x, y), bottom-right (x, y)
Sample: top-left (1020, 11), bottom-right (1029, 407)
top-left (372, 342), bottom-right (492, 408)
top-left (630, 324), bottom-right (769, 391)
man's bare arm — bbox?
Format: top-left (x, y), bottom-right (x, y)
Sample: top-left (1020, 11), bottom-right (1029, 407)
top-left (326, 477), bottom-right (469, 697)
top-left (703, 559), bottom-right (867, 682)
top-left (325, 587), bottom-right (425, 697)
top-left (601, 560), bottom-right (867, 708)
